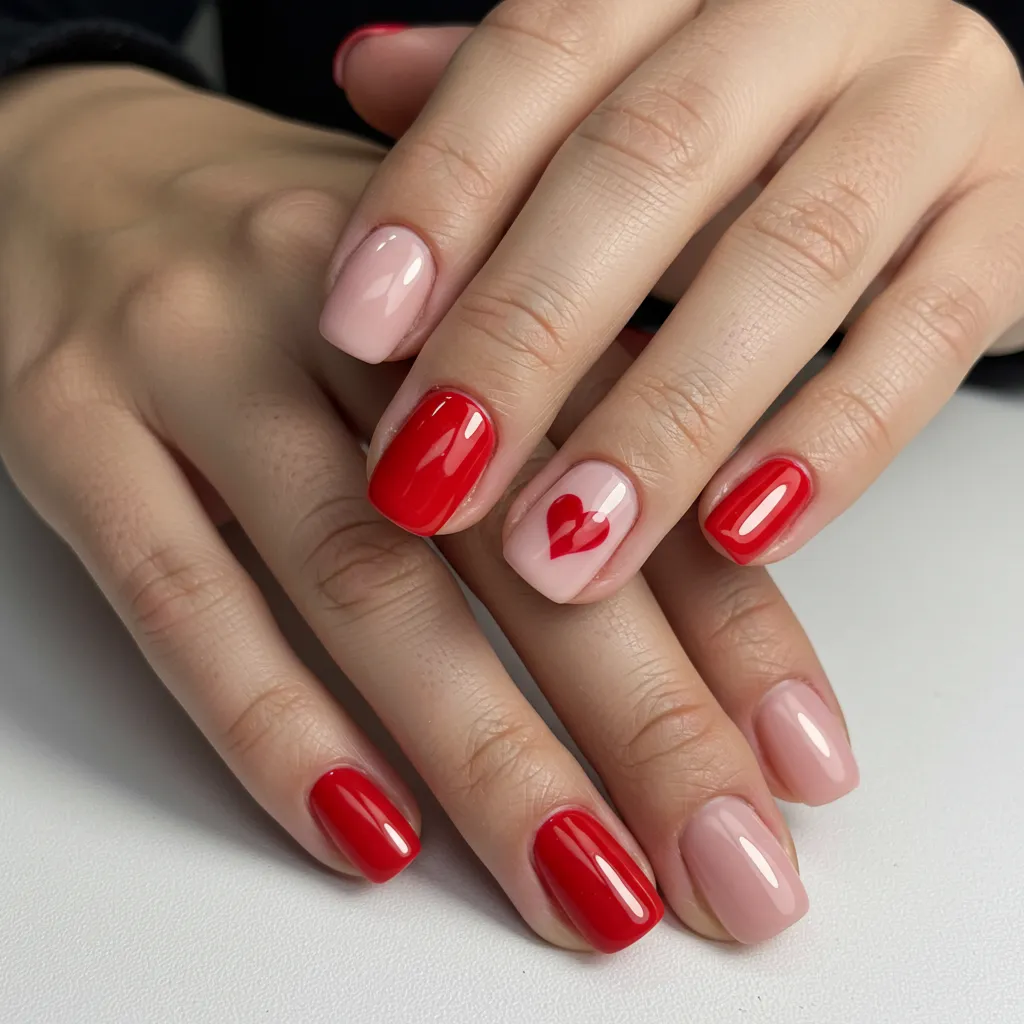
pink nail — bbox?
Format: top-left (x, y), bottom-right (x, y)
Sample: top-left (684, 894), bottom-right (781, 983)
top-left (755, 681), bottom-right (859, 807)
top-left (680, 797), bottom-right (808, 944)
top-left (503, 462), bottom-right (638, 604)
top-left (320, 226), bottom-right (434, 363)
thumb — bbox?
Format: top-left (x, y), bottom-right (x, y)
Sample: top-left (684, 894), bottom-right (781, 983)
top-left (335, 26), bottom-right (473, 140)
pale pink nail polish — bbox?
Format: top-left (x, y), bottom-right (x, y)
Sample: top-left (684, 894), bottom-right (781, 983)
top-left (680, 797), bottom-right (808, 944)
top-left (320, 226), bottom-right (434, 362)
top-left (755, 681), bottom-right (859, 807)
top-left (504, 462), bottom-right (638, 604)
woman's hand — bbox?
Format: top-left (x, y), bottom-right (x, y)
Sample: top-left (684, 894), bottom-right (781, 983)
top-left (322, 4), bottom-right (1024, 604)
top-left (0, 65), bottom-right (856, 952)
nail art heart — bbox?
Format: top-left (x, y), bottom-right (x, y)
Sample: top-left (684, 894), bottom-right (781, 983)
top-left (546, 494), bottom-right (610, 559)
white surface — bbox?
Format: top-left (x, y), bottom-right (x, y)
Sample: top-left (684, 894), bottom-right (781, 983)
top-left (1, 385), bottom-right (1022, 1024)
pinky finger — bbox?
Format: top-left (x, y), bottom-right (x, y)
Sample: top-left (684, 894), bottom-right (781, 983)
top-left (3, 401), bottom-right (420, 882)
top-left (699, 174), bottom-right (1024, 565)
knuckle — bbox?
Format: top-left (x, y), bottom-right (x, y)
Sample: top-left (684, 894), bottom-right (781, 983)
top-left (626, 363), bottom-right (729, 466)
top-left (220, 679), bottom-right (321, 762)
top-left (400, 127), bottom-right (507, 225)
top-left (813, 377), bottom-right (897, 461)
top-left (244, 188), bottom-right (347, 269)
top-left (121, 258), bottom-right (234, 362)
top-left (485, 0), bottom-right (600, 65)
top-left (742, 175), bottom-right (878, 287)
top-left (455, 708), bottom-right (550, 801)
top-left (295, 496), bottom-right (443, 623)
top-left (578, 74), bottom-right (724, 188)
top-left (121, 545), bottom-right (241, 647)
top-left (456, 270), bottom-right (587, 379)
top-left (703, 575), bottom-right (786, 653)
top-left (888, 273), bottom-right (992, 371)
top-left (615, 673), bottom-right (732, 783)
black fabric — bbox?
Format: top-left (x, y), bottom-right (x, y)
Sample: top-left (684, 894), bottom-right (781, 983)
top-left (0, 1), bottom-right (1021, 387)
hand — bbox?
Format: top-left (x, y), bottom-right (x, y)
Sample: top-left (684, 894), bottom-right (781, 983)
top-left (322, 5), bottom-right (1024, 605)
top-left (0, 64), bottom-right (855, 953)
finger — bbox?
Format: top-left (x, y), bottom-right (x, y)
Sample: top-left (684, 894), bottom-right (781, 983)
top-left (701, 166), bottom-right (1024, 563)
top-left (645, 516), bottom-right (858, 806)
top-left (438, 461), bottom-right (809, 944)
top-left (320, 0), bottom-right (701, 363)
top-left (1, 395), bottom-right (420, 883)
top-left (500, 14), bottom-right (1008, 601)
top-left (544, 338), bottom-right (858, 806)
top-left (362, 0), bottom-right (889, 539)
top-left (154, 349), bottom-right (662, 954)
top-left (338, 26), bottom-right (471, 140)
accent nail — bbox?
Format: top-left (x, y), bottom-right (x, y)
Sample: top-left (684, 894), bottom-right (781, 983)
top-left (309, 767), bottom-right (420, 883)
top-left (533, 809), bottom-right (663, 953)
top-left (755, 681), bottom-right (859, 806)
top-left (704, 457), bottom-right (812, 564)
top-left (320, 226), bottom-right (434, 362)
top-left (332, 25), bottom-right (407, 87)
top-left (504, 461), bottom-right (638, 603)
top-left (368, 389), bottom-right (494, 535)
top-left (679, 797), bottom-right (808, 944)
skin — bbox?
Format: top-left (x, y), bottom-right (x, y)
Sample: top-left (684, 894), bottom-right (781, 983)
top-left (0, 64), bottom-right (849, 950)
top-left (326, 3), bottom-right (1024, 603)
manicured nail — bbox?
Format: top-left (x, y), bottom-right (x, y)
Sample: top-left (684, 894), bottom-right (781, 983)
top-left (504, 462), bottom-right (638, 604)
top-left (679, 797), bottom-right (808, 944)
top-left (332, 24), bottom-right (407, 87)
top-left (368, 389), bottom-right (494, 536)
top-left (533, 810), bottom-right (663, 954)
top-left (309, 767), bottom-right (420, 883)
top-left (704, 457), bottom-right (812, 564)
top-left (320, 226), bottom-right (434, 362)
top-left (755, 681), bottom-right (859, 806)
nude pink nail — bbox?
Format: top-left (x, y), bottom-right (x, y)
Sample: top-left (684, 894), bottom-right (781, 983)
top-left (320, 226), bottom-right (434, 362)
top-left (755, 681), bottom-right (859, 807)
top-left (504, 462), bottom-right (638, 604)
top-left (680, 797), bottom-right (808, 944)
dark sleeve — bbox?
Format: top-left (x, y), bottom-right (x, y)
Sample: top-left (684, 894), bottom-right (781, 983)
top-left (0, 1), bottom-right (206, 86)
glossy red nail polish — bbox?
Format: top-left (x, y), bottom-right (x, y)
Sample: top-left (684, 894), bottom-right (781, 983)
top-left (704, 457), bottom-right (812, 564)
top-left (533, 810), bottom-right (663, 953)
top-left (309, 767), bottom-right (420, 883)
top-left (333, 24), bottom-right (407, 87)
top-left (369, 390), bottom-right (495, 536)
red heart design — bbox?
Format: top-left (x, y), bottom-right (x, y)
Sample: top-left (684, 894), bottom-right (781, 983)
top-left (546, 494), bottom-right (610, 559)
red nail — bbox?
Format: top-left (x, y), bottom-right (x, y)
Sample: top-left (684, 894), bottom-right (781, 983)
top-left (704, 457), bottom-right (812, 564)
top-left (533, 810), bottom-right (663, 954)
top-left (369, 390), bottom-right (495, 536)
top-left (333, 24), bottom-right (407, 87)
top-left (309, 767), bottom-right (420, 883)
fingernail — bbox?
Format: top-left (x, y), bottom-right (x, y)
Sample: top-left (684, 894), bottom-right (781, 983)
top-left (309, 767), bottom-right (420, 883)
top-left (755, 681), bottom-right (859, 806)
top-left (533, 809), bottom-right (663, 954)
top-left (332, 24), bottom-right (407, 87)
top-left (368, 389), bottom-right (494, 536)
top-left (504, 461), bottom-right (638, 604)
top-left (704, 457), bottom-right (812, 564)
top-left (679, 797), bottom-right (808, 944)
top-left (320, 226), bottom-right (434, 362)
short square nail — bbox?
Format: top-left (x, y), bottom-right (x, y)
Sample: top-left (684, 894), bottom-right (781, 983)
top-left (332, 25), bottom-right (407, 87)
top-left (679, 797), bottom-right (808, 944)
top-left (320, 226), bottom-right (434, 362)
top-left (533, 809), bottom-right (663, 953)
top-left (704, 457), bottom-right (812, 564)
top-left (504, 461), bottom-right (638, 603)
top-left (368, 390), bottom-right (494, 536)
top-left (309, 767), bottom-right (420, 883)
top-left (755, 681), bottom-right (859, 806)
